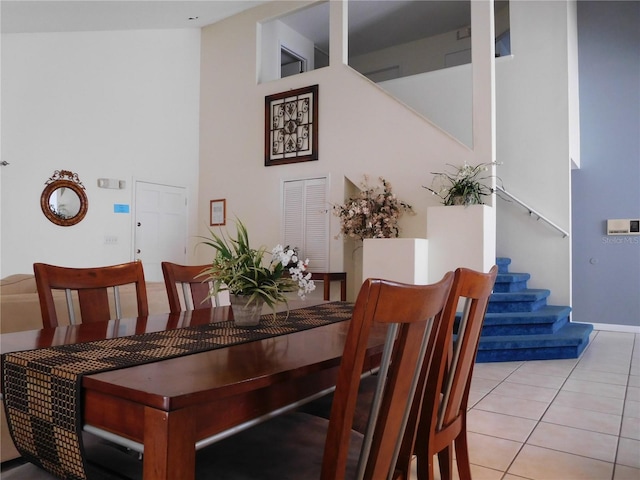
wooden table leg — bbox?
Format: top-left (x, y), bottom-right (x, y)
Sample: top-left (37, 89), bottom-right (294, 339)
top-left (340, 277), bottom-right (347, 301)
top-left (310, 272), bottom-right (347, 301)
top-left (323, 273), bottom-right (331, 301)
top-left (143, 406), bottom-right (196, 480)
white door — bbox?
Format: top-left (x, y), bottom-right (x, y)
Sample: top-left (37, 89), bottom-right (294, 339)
top-left (282, 177), bottom-right (329, 272)
top-left (134, 181), bottom-right (187, 282)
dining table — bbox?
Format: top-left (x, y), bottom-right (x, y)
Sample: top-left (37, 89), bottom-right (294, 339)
top-left (1, 301), bottom-right (387, 480)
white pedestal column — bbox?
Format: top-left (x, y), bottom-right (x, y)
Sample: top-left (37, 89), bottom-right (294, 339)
top-left (426, 205), bottom-right (496, 282)
top-left (362, 238), bottom-right (429, 285)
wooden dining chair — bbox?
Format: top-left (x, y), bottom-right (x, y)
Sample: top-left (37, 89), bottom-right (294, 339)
top-left (412, 266), bottom-right (498, 480)
top-left (300, 266), bottom-right (498, 480)
top-left (191, 272), bottom-right (454, 480)
top-left (161, 262), bottom-right (214, 313)
top-left (33, 261), bottom-right (149, 328)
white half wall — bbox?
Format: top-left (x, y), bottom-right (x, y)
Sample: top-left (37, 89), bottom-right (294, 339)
top-left (362, 238), bottom-right (429, 285)
top-left (427, 205), bottom-right (497, 281)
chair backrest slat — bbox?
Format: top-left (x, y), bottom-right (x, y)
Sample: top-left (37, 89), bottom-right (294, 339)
top-left (181, 282), bottom-right (194, 310)
top-left (64, 289), bottom-right (75, 325)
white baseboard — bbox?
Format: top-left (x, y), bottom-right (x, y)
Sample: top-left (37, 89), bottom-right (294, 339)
top-left (587, 322), bottom-right (640, 334)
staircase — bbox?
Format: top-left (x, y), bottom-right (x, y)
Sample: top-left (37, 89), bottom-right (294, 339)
top-left (474, 257), bottom-right (593, 363)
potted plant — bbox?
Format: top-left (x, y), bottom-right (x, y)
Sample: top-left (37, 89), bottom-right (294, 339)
top-left (199, 220), bottom-right (315, 326)
top-left (423, 162), bottom-right (499, 206)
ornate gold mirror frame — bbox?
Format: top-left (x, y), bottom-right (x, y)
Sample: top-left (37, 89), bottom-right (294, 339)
top-left (40, 170), bottom-right (88, 227)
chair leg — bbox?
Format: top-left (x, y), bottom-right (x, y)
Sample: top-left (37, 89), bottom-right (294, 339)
top-left (454, 433), bottom-right (473, 480)
top-left (415, 448), bottom-right (435, 480)
top-left (437, 445), bottom-right (454, 480)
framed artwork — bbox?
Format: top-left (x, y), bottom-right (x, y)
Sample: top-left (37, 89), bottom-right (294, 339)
top-left (265, 84), bottom-right (318, 166)
top-left (210, 199), bottom-right (226, 226)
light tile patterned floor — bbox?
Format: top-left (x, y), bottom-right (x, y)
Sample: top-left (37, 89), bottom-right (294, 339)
top-left (418, 330), bottom-right (640, 480)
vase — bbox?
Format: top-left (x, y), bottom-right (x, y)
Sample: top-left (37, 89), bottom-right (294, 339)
top-left (229, 295), bottom-right (265, 327)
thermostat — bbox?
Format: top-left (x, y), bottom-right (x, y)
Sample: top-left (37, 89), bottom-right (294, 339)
top-left (607, 219), bottom-right (640, 235)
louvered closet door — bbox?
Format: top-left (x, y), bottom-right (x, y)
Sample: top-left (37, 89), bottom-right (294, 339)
top-left (282, 177), bottom-right (329, 272)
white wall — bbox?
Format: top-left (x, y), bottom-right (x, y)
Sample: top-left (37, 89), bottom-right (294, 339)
top-left (196, 1), bottom-right (495, 299)
top-left (1, 29), bottom-right (201, 276)
top-left (352, 1), bottom-right (575, 306)
top-left (380, 63), bottom-right (473, 147)
top-left (496, 1), bottom-right (574, 305)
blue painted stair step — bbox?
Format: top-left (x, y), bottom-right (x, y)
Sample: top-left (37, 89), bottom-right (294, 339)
top-left (475, 257), bottom-right (593, 363)
top-left (493, 272), bottom-right (530, 293)
top-left (476, 323), bottom-right (593, 362)
top-left (488, 289), bottom-right (551, 313)
top-left (482, 305), bottom-right (571, 335)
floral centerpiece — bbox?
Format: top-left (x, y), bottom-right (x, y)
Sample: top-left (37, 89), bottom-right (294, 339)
top-left (333, 176), bottom-right (414, 241)
top-left (423, 161), bottom-right (499, 206)
top-left (199, 220), bottom-right (315, 324)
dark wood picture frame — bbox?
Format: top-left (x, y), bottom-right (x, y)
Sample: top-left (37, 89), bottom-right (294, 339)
top-left (40, 170), bottom-right (88, 227)
top-left (265, 84), bottom-right (318, 166)
top-left (210, 199), bottom-right (226, 226)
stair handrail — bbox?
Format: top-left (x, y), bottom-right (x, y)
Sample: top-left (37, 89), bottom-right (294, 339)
top-left (494, 185), bottom-right (569, 238)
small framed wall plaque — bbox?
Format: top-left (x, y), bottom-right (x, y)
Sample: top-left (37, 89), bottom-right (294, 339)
top-left (210, 199), bottom-right (226, 226)
top-left (265, 84), bottom-right (318, 166)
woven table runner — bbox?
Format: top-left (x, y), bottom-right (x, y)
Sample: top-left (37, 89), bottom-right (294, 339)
top-left (1, 302), bottom-right (353, 480)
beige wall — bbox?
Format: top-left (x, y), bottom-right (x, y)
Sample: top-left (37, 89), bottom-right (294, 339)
top-left (195, 1), bottom-right (495, 298)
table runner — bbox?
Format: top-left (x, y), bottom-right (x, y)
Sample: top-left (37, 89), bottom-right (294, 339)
top-left (1, 302), bottom-right (353, 480)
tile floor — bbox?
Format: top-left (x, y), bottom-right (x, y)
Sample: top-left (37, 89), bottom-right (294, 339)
top-left (424, 330), bottom-right (640, 480)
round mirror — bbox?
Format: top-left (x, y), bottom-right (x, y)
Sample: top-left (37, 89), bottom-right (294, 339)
top-left (41, 170), bottom-right (88, 226)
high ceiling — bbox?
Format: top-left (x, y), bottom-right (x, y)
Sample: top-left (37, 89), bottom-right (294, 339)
top-left (2, 1), bottom-right (474, 58)
top-left (1, 1), bottom-right (268, 34)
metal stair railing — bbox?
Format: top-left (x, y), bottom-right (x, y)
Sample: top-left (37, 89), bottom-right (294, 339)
top-left (494, 185), bottom-right (569, 238)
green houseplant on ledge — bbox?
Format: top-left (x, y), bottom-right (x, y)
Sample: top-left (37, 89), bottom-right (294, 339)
top-left (199, 220), bottom-right (315, 326)
top-left (423, 161), bottom-right (500, 206)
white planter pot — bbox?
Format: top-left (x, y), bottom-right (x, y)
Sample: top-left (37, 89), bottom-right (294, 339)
top-left (426, 204), bottom-right (496, 282)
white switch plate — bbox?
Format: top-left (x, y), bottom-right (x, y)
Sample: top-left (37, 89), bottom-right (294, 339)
top-left (98, 178), bottom-right (123, 189)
